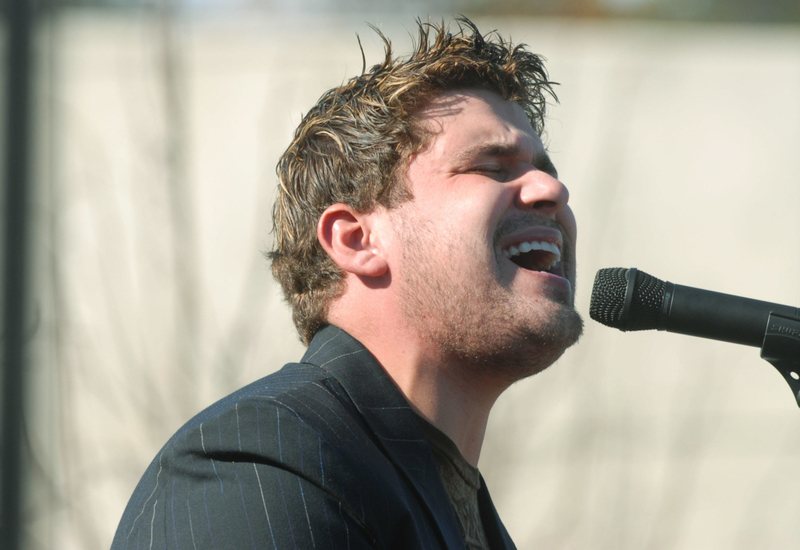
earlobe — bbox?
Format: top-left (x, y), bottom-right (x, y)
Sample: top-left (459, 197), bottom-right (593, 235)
top-left (318, 204), bottom-right (389, 277)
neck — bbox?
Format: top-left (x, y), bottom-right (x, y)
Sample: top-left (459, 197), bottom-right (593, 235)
top-left (328, 285), bottom-right (514, 466)
top-left (336, 317), bottom-right (506, 466)
top-left (405, 363), bottom-right (503, 466)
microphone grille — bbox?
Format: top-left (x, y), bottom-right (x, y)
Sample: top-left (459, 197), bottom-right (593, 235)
top-left (589, 268), bottom-right (629, 327)
top-left (590, 267), bottom-right (667, 331)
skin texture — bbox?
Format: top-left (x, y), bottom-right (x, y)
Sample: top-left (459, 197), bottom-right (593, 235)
top-left (319, 89), bottom-right (582, 465)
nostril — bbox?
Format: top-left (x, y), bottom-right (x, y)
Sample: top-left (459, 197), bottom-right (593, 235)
top-left (532, 200), bottom-right (557, 210)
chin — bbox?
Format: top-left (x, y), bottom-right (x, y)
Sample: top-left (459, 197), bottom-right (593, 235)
top-left (441, 302), bottom-right (584, 383)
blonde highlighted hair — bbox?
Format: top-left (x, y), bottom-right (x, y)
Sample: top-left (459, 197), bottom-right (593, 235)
top-left (269, 17), bottom-right (557, 344)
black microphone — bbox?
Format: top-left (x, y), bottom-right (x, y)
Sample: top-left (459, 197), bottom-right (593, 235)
top-left (589, 267), bottom-right (800, 348)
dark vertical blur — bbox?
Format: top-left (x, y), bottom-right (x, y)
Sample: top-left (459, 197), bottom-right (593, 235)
top-left (0, 0), bottom-right (33, 548)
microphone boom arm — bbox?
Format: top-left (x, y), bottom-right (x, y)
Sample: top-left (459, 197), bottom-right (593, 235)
top-left (590, 267), bottom-right (800, 409)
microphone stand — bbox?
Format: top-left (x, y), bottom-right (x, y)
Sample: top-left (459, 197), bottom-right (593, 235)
top-left (760, 312), bottom-right (800, 408)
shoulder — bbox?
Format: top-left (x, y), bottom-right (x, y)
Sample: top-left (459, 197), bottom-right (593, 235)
top-left (112, 361), bottom-right (443, 549)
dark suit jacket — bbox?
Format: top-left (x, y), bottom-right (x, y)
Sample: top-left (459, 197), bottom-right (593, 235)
top-left (112, 325), bottom-right (516, 549)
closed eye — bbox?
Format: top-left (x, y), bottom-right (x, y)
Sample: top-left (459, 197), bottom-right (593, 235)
top-left (469, 165), bottom-right (508, 180)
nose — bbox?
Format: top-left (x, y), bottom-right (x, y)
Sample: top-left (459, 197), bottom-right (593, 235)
top-left (515, 168), bottom-right (570, 218)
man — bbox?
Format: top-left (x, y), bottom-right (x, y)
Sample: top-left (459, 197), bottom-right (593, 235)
top-left (112, 18), bottom-right (582, 549)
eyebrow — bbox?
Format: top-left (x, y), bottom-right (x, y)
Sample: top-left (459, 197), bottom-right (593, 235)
top-left (454, 142), bottom-right (559, 178)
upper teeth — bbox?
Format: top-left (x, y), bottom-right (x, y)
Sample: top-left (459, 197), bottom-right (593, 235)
top-left (502, 240), bottom-right (561, 263)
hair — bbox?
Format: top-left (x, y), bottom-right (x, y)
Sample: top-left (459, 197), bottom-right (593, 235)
top-left (269, 17), bottom-right (558, 344)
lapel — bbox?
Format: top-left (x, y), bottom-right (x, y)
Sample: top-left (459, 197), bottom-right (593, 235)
top-left (301, 325), bottom-right (465, 549)
top-left (478, 476), bottom-right (517, 550)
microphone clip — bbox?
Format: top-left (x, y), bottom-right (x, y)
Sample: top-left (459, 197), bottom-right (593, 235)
top-left (760, 312), bottom-right (800, 408)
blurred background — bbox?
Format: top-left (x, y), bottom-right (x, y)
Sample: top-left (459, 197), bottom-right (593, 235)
top-left (2, 0), bottom-right (800, 548)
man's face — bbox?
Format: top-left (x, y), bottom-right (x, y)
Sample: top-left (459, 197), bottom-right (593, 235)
top-left (388, 88), bottom-right (582, 381)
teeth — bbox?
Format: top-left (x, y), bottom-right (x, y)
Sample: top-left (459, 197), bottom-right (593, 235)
top-left (501, 240), bottom-right (562, 269)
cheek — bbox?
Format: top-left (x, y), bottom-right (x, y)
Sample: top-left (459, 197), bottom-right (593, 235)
top-left (428, 193), bottom-right (500, 237)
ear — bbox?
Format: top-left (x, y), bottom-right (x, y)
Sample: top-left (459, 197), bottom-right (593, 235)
top-left (317, 203), bottom-right (389, 277)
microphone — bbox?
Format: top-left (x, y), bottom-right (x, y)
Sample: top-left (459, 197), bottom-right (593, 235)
top-left (589, 267), bottom-right (800, 348)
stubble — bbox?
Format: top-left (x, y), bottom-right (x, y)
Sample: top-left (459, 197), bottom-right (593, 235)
top-left (397, 212), bottom-right (583, 384)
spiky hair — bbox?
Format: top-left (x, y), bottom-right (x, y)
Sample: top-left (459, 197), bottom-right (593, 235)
top-left (270, 17), bottom-right (557, 344)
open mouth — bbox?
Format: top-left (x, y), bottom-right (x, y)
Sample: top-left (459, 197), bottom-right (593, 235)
top-left (502, 240), bottom-right (562, 273)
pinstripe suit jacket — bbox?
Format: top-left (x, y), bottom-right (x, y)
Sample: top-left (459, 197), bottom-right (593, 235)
top-left (112, 324), bottom-right (516, 549)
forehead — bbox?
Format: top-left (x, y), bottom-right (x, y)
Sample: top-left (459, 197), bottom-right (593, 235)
top-left (415, 89), bottom-right (542, 158)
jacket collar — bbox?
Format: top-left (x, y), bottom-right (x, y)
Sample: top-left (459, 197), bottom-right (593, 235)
top-left (301, 324), bottom-right (516, 550)
top-left (302, 324), bottom-right (464, 548)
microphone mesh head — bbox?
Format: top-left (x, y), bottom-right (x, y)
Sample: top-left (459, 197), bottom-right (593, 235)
top-left (590, 268), bottom-right (667, 331)
top-left (589, 268), bottom-right (629, 328)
